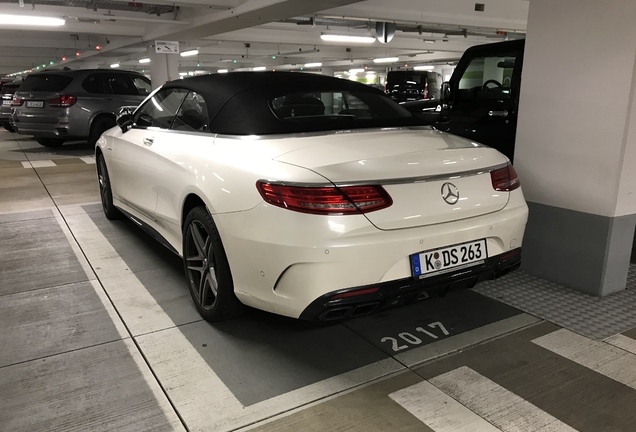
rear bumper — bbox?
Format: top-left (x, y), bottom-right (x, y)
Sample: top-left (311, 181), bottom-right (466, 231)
top-left (299, 248), bottom-right (521, 321)
top-left (13, 121), bottom-right (81, 139)
top-left (12, 109), bottom-right (88, 139)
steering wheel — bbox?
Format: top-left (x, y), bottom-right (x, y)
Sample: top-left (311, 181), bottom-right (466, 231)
top-left (482, 79), bottom-right (503, 90)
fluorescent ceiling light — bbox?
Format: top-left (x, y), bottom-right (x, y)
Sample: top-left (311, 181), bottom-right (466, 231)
top-left (179, 72), bottom-right (188, 76)
top-left (180, 49), bottom-right (199, 57)
top-left (217, 69), bottom-right (228, 73)
top-left (349, 68), bottom-right (365, 74)
top-left (252, 66), bottom-right (266, 71)
top-left (423, 39), bottom-right (436, 44)
top-left (304, 62), bottom-right (322, 68)
top-left (139, 58), bottom-right (151, 64)
top-left (373, 57), bottom-right (399, 64)
top-left (321, 34), bottom-right (375, 44)
top-left (0, 14), bottom-right (65, 27)
top-left (414, 65), bottom-right (435, 71)
top-left (110, 63), bottom-right (120, 68)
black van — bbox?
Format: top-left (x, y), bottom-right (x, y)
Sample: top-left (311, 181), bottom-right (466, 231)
top-left (436, 39), bottom-right (525, 161)
top-left (386, 70), bottom-right (442, 102)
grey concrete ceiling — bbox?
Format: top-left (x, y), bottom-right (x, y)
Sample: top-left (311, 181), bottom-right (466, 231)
top-left (0, 0), bottom-right (528, 77)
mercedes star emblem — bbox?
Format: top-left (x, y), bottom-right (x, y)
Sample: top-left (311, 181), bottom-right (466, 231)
top-left (441, 182), bottom-right (459, 205)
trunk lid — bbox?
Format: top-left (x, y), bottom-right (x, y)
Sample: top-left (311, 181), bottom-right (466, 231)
top-left (273, 127), bottom-right (510, 230)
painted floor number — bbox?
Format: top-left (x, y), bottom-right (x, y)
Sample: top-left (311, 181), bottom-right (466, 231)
top-left (381, 321), bottom-right (450, 352)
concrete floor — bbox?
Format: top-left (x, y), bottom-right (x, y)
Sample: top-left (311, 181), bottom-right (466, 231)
top-left (1, 129), bottom-right (636, 432)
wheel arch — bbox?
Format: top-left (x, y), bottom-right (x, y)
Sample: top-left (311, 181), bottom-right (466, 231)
top-left (90, 111), bottom-right (117, 129)
top-left (181, 193), bottom-right (208, 230)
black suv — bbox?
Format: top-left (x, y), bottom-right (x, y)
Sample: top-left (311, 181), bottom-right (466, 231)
top-left (12, 69), bottom-right (151, 147)
top-left (386, 70), bottom-right (442, 102)
top-left (0, 81), bottom-right (20, 132)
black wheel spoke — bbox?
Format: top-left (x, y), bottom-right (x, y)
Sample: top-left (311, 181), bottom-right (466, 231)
top-left (190, 223), bottom-right (207, 258)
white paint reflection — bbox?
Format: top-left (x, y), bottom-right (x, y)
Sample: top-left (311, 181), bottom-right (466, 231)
top-left (151, 97), bottom-right (163, 112)
top-left (328, 220), bottom-right (345, 234)
top-left (221, 188), bottom-right (231, 194)
top-left (213, 172), bottom-right (224, 182)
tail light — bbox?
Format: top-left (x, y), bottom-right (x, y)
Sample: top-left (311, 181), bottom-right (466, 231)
top-left (11, 97), bottom-right (23, 106)
top-left (48, 95), bottom-right (77, 107)
top-left (256, 182), bottom-right (392, 215)
top-left (490, 164), bottom-right (520, 191)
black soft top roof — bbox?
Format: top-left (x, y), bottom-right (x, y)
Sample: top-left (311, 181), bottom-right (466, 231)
top-left (161, 72), bottom-right (417, 135)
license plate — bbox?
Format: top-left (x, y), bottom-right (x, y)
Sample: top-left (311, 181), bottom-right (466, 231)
top-left (26, 101), bottom-right (44, 108)
top-left (411, 239), bottom-right (488, 278)
top-left (1, 100), bottom-right (10, 106)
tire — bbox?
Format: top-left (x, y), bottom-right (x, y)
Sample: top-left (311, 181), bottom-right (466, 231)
top-left (88, 116), bottom-right (116, 147)
top-left (2, 123), bottom-right (15, 132)
top-left (96, 154), bottom-right (121, 220)
top-left (36, 138), bottom-right (65, 147)
top-left (183, 206), bottom-right (242, 322)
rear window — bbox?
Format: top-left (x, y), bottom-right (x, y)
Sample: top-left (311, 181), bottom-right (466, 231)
top-left (19, 74), bottom-right (73, 92)
top-left (271, 90), bottom-right (411, 122)
top-left (1, 84), bottom-right (19, 94)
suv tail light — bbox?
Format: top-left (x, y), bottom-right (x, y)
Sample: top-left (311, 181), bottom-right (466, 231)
top-left (256, 182), bottom-right (392, 215)
top-left (11, 97), bottom-right (23, 106)
top-left (48, 95), bottom-right (77, 107)
top-left (490, 164), bottom-right (520, 191)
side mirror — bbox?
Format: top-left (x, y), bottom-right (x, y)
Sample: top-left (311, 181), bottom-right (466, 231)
top-left (441, 82), bottom-right (451, 102)
top-left (116, 113), bottom-right (133, 132)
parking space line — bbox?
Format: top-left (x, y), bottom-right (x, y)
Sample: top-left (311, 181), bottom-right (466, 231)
top-left (430, 366), bottom-right (578, 431)
top-left (80, 156), bottom-right (96, 164)
top-left (121, 338), bottom-right (189, 432)
top-left (605, 334), bottom-right (636, 355)
top-left (138, 323), bottom-right (404, 432)
top-left (21, 160), bottom-right (57, 168)
top-left (390, 377), bottom-right (502, 431)
top-left (395, 313), bottom-right (542, 367)
top-left (533, 329), bottom-right (636, 390)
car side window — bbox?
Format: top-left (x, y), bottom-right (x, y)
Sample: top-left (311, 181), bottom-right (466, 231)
top-left (131, 76), bottom-right (151, 96)
top-left (82, 74), bottom-right (111, 94)
top-left (457, 53), bottom-right (517, 100)
top-left (107, 74), bottom-right (138, 95)
top-left (133, 88), bottom-right (188, 129)
top-left (171, 91), bottom-right (209, 132)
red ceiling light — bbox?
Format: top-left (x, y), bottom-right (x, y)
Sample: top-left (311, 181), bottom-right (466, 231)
top-left (61, 56), bottom-right (67, 61)
top-left (95, 45), bottom-right (102, 50)
top-left (75, 51), bottom-right (81, 56)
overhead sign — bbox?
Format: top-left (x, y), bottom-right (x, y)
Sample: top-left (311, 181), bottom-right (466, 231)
top-left (155, 40), bottom-right (180, 54)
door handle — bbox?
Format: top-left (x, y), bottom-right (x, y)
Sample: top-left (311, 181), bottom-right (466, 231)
top-left (143, 137), bottom-right (154, 146)
top-left (488, 110), bottom-right (509, 118)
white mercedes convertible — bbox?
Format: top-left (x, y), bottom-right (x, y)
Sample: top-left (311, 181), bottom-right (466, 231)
top-left (96, 72), bottom-right (528, 322)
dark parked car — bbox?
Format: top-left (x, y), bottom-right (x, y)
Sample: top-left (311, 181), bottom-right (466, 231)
top-left (0, 81), bottom-right (20, 132)
top-left (437, 39), bottom-right (525, 161)
top-left (386, 70), bottom-right (442, 102)
top-left (12, 69), bottom-right (151, 147)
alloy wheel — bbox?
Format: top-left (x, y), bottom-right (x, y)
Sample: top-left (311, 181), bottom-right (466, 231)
top-left (185, 220), bottom-right (219, 310)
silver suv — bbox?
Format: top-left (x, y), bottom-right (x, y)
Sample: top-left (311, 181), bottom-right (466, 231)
top-left (12, 69), bottom-right (151, 147)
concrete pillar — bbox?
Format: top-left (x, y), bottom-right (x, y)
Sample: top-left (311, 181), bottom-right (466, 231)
top-left (321, 66), bottom-right (335, 77)
top-left (514, 0), bottom-right (636, 296)
top-left (147, 46), bottom-right (179, 89)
